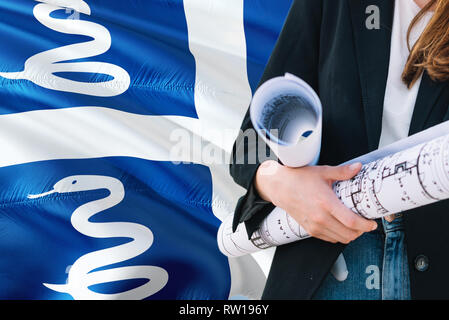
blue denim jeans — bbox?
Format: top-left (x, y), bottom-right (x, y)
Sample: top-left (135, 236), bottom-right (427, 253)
top-left (312, 215), bottom-right (410, 300)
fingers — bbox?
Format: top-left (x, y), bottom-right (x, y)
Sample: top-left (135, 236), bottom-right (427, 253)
top-left (304, 209), bottom-right (365, 244)
top-left (326, 196), bottom-right (378, 233)
top-left (302, 186), bottom-right (377, 243)
top-left (310, 232), bottom-right (339, 244)
top-left (319, 164), bottom-right (377, 233)
top-left (280, 163), bottom-right (376, 245)
top-left (322, 163), bottom-right (362, 181)
top-left (321, 218), bottom-right (365, 244)
top-left (384, 214), bottom-right (396, 222)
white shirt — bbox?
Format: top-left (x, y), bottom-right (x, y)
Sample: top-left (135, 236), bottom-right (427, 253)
top-left (378, 0), bottom-right (434, 148)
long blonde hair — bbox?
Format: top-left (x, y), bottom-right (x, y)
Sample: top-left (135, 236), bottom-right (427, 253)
top-left (402, 0), bottom-right (449, 88)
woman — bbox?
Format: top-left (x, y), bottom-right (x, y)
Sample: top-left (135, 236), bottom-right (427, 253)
top-left (230, 0), bottom-right (449, 299)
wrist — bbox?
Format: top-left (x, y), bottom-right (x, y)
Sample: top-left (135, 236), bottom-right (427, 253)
top-left (254, 160), bottom-right (283, 203)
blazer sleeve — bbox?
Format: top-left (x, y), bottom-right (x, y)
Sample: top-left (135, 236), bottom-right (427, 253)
top-left (229, 0), bottom-right (323, 235)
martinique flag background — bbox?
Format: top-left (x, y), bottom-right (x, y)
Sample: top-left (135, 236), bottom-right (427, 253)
top-left (0, 0), bottom-right (291, 299)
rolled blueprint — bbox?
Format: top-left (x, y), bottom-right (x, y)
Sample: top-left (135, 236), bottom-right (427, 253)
top-left (218, 73), bottom-right (323, 257)
top-left (249, 73), bottom-right (322, 168)
top-left (218, 72), bottom-right (449, 258)
top-left (219, 130), bottom-right (449, 257)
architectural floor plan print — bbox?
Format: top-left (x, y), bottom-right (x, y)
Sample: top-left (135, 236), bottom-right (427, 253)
top-left (218, 133), bottom-right (449, 257)
top-left (336, 134), bottom-right (449, 219)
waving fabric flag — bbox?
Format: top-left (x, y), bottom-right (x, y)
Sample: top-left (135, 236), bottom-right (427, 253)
top-left (0, 0), bottom-right (291, 299)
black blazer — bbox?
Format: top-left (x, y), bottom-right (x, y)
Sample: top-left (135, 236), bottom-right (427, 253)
top-left (230, 0), bottom-right (449, 299)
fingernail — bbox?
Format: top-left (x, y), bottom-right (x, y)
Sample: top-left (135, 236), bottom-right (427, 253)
top-left (349, 162), bottom-right (361, 171)
top-left (371, 223), bottom-right (378, 231)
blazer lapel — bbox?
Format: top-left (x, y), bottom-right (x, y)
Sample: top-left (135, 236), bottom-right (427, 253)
top-left (348, 0), bottom-right (395, 151)
top-left (409, 71), bottom-right (449, 135)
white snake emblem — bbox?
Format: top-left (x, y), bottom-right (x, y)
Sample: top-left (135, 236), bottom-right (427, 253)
top-left (0, 0), bottom-right (130, 97)
top-left (28, 175), bottom-right (168, 300)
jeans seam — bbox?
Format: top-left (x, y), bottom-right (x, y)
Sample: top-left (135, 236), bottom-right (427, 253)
top-left (381, 234), bottom-right (387, 300)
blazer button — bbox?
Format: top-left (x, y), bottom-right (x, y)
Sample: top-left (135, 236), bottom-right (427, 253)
top-left (414, 255), bottom-right (429, 272)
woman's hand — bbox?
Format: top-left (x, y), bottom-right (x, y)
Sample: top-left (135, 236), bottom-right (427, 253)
top-left (255, 160), bottom-right (378, 244)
